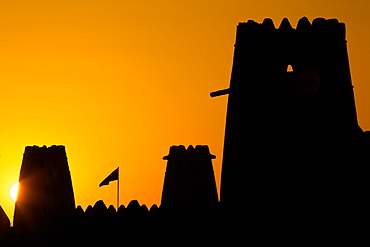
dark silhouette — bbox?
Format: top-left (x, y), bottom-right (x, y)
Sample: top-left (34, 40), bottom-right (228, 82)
top-left (161, 145), bottom-right (218, 211)
top-left (1, 17), bottom-right (370, 245)
top-left (72, 200), bottom-right (161, 245)
top-left (0, 206), bottom-right (10, 236)
top-left (212, 17), bottom-right (370, 243)
top-left (160, 145), bottom-right (219, 233)
top-left (13, 145), bottom-right (75, 235)
top-left (99, 168), bottom-right (118, 187)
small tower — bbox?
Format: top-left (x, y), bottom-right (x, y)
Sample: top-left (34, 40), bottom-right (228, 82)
top-left (13, 145), bottom-right (75, 233)
top-left (161, 145), bottom-right (218, 211)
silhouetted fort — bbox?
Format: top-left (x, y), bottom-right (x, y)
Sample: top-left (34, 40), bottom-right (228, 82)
top-left (1, 17), bottom-right (370, 245)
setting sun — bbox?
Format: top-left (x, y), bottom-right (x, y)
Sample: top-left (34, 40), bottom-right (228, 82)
top-left (10, 182), bottom-right (19, 202)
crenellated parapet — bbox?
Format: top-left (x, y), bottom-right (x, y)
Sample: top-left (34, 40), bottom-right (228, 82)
top-left (74, 200), bottom-right (160, 234)
top-left (163, 145), bottom-right (216, 172)
top-left (236, 17), bottom-right (345, 43)
top-left (233, 17), bottom-right (346, 74)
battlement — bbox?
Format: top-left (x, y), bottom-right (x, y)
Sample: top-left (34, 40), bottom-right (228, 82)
top-left (231, 17), bottom-right (351, 79)
top-left (24, 145), bottom-right (66, 156)
top-left (163, 145), bottom-right (215, 160)
top-left (25, 145), bottom-right (66, 150)
top-left (20, 145), bottom-right (69, 179)
top-left (236, 17), bottom-right (345, 41)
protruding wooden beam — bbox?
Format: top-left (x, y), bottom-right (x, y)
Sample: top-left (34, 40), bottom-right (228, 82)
top-left (210, 88), bottom-right (230, 97)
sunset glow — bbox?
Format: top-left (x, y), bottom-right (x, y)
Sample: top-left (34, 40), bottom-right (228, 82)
top-left (10, 182), bottom-right (19, 202)
top-left (1, 0), bottom-right (370, 226)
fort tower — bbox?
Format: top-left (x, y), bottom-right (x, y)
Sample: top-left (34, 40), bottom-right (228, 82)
top-left (13, 145), bottom-right (75, 233)
top-left (212, 17), bottom-right (363, 212)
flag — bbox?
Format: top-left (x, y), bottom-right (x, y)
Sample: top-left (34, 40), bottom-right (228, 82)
top-left (99, 168), bottom-right (119, 187)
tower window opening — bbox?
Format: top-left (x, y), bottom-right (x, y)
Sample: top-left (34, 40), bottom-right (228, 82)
top-left (287, 64), bottom-right (293, 72)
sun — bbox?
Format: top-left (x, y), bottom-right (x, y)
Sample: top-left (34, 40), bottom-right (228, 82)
top-left (10, 182), bottom-right (19, 202)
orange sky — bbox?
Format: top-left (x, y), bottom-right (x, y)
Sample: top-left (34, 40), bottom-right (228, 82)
top-left (1, 0), bottom-right (370, 223)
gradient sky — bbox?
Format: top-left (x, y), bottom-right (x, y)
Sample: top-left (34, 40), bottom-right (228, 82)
top-left (1, 0), bottom-right (370, 223)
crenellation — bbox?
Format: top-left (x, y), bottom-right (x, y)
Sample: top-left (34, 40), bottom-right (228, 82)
top-left (108, 205), bottom-right (116, 213)
top-left (149, 204), bottom-right (159, 212)
top-left (262, 18), bottom-right (275, 30)
top-left (278, 17), bottom-right (293, 30)
top-left (296, 16), bottom-right (311, 31)
top-left (234, 17), bottom-right (347, 43)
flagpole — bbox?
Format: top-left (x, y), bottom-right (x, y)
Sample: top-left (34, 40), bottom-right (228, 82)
top-left (117, 167), bottom-right (119, 210)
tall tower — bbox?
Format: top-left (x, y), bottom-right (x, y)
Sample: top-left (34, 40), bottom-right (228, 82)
top-left (13, 145), bottom-right (75, 233)
top-left (213, 17), bottom-right (363, 211)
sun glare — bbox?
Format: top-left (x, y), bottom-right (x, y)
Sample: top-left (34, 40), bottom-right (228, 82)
top-left (10, 182), bottom-right (19, 202)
